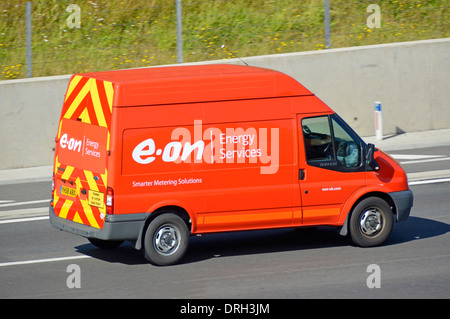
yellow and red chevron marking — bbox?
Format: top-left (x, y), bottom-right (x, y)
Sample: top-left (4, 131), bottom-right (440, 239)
top-left (62, 75), bottom-right (114, 129)
top-left (54, 75), bottom-right (114, 229)
top-left (54, 162), bottom-right (107, 229)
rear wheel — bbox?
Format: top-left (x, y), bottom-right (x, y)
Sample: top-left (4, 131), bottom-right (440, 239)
top-left (143, 213), bottom-right (189, 266)
top-left (349, 197), bottom-right (394, 247)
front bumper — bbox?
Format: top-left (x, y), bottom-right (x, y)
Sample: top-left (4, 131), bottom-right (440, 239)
top-left (49, 206), bottom-right (147, 241)
top-left (388, 189), bottom-right (414, 222)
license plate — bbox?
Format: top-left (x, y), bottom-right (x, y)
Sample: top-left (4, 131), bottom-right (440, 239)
top-left (60, 185), bottom-right (76, 197)
top-left (88, 190), bottom-right (104, 208)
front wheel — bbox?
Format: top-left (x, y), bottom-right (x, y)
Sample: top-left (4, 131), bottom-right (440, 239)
top-left (143, 213), bottom-right (189, 266)
top-left (349, 197), bottom-right (394, 247)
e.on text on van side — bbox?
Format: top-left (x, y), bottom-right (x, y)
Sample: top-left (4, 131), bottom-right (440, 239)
top-left (132, 120), bottom-right (280, 174)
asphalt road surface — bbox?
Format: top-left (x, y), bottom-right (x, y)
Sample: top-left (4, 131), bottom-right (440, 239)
top-left (1, 146), bottom-right (449, 300)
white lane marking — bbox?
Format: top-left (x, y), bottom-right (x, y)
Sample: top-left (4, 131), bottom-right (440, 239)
top-left (0, 200), bottom-right (14, 204)
top-left (0, 199), bottom-right (50, 208)
top-left (389, 154), bottom-right (450, 165)
top-left (0, 216), bottom-right (48, 224)
top-left (409, 178), bottom-right (450, 186)
top-left (0, 207), bottom-right (48, 222)
top-left (400, 157), bottom-right (450, 165)
top-left (0, 255), bottom-right (92, 267)
top-left (390, 154), bottom-right (445, 160)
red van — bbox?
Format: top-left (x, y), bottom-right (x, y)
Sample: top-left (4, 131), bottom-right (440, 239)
top-left (50, 64), bottom-right (413, 265)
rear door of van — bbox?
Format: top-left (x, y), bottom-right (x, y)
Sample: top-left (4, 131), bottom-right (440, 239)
top-left (52, 75), bottom-right (114, 230)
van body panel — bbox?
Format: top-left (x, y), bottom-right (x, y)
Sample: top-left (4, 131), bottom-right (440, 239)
top-left (85, 64), bottom-right (313, 107)
top-left (367, 150), bottom-right (410, 191)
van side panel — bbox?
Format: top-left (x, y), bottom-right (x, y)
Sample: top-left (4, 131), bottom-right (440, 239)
top-left (114, 97), bottom-right (304, 233)
top-left (53, 75), bottom-right (114, 230)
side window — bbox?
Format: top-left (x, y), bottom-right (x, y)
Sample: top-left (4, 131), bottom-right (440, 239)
top-left (302, 115), bottom-right (361, 169)
top-left (302, 116), bottom-right (334, 162)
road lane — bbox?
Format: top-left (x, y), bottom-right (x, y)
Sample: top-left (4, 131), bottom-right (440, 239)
top-left (1, 181), bottom-right (448, 299)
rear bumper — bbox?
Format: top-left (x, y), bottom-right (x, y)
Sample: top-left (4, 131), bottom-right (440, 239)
top-left (49, 206), bottom-right (147, 241)
top-left (388, 189), bottom-right (414, 222)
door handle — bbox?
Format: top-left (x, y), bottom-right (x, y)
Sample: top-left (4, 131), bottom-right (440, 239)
top-left (299, 169), bottom-right (305, 180)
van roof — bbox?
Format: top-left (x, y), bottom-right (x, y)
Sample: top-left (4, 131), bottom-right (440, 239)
top-left (74, 64), bottom-right (313, 107)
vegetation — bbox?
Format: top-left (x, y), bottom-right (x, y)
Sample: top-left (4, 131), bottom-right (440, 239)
top-left (0, 0), bottom-right (448, 80)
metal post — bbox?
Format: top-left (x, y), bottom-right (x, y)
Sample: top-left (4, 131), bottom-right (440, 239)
top-left (324, 0), bottom-right (331, 49)
top-left (375, 101), bottom-right (383, 140)
top-left (26, 1), bottom-right (32, 77)
top-left (175, 0), bottom-right (183, 63)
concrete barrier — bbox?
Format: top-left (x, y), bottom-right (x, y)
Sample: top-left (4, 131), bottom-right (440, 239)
top-left (1, 38), bottom-right (449, 169)
top-left (1, 75), bottom-right (71, 169)
top-left (223, 38), bottom-right (450, 138)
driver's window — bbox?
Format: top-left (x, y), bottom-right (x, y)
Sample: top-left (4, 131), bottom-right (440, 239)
top-left (302, 115), bottom-right (361, 169)
top-left (302, 116), bottom-right (333, 162)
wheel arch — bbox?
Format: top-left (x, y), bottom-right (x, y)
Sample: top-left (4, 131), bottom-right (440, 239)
top-left (339, 191), bottom-right (396, 236)
top-left (134, 205), bottom-right (193, 250)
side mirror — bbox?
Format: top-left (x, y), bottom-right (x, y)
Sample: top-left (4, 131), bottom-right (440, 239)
top-left (366, 143), bottom-right (380, 171)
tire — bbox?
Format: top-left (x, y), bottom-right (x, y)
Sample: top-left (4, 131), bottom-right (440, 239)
top-left (349, 197), bottom-right (394, 247)
top-left (143, 213), bottom-right (189, 266)
top-left (88, 238), bottom-right (124, 249)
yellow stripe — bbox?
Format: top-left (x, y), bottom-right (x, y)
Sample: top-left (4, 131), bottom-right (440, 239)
top-left (84, 171), bottom-right (99, 191)
top-left (61, 165), bottom-right (75, 181)
top-left (54, 193), bottom-right (59, 204)
top-left (103, 81), bottom-right (114, 112)
top-left (54, 156), bottom-right (59, 175)
top-left (90, 80), bottom-right (107, 128)
top-left (80, 199), bottom-right (100, 229)
top-left (106, 131), bottom-right (110, 152)
top-left (57, 120), bottom-right (64, 139)
top-left (75, 176), bottom-right (83, 191)
top-left (59, 200), bottom-right (72, 219)
top-left (79, 107), bottom-right (91, 124)
top-left (64, 75), bottom-right (83, 102)
top-left (63, 78), bottom-right (93, 119)
top-left (73, 212), bottom-right (83, 224)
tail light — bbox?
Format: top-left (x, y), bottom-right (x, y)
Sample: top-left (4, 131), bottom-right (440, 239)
top-left (106, 187), bottom-right (114, 214)
top-left (50, 173), bottom-right (55, 207)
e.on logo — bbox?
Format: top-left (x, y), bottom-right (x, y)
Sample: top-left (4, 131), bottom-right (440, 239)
top-left (130, 120), bottom-right (280, 174)
top-left (133, 139), bottom-right (204, 164)
top-left (57, 119), bottom-right (108, 173)
top-left (60, 133), bottom-right (82, 153)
